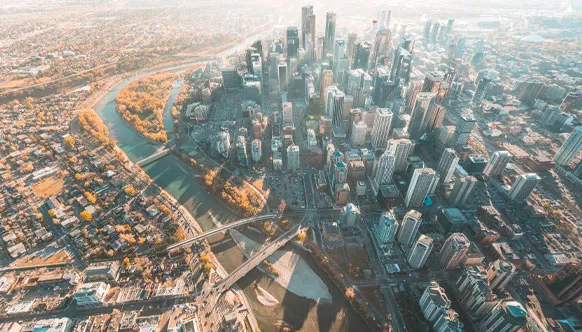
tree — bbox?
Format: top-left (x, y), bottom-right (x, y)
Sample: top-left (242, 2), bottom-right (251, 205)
top-left (123, 257), bottom-right (131, 267)
top-left (80, 211), bottom-right (93, 222)
top-left (200, 253), bottom-right (210, 263)
top-left (124, 186), bottom-right (136, 196)
top-left (84, 192), bottom-right (96, 204)
top-left (48, 209), bottom-right (56, 217)
top-left (74, 173), bottom-right (82, 180)
top-left (63, 136), bottom-right (75, 150)
top-left (345, 288), bottom-right (356, 301)
top-left (297, 231), bottom-right (306, 243)
top-left (203, 262), bottom-right (215, 272)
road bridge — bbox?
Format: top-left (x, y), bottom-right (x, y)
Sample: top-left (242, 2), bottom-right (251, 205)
top-left (213, 222), bottom-right (304, 294)
top-left (166, 214), bottom-right (278, 250)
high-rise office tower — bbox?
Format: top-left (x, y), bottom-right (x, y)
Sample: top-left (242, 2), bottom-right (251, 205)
top-left (353, 42), bottom-right (371, 69)
top-left (379, 9), bottom-right (392, 28)
top-left (236, 136), bottom-right (248, 166)
top-left (325, 87), bottom-right (345, 128)
top-left (351, 121), bottom-right (367, 146)
top-left (286, 144), bottom-right (300, 172)
top-left (430, 22), bottom-right (441, 44)
top-left (419, 281), bottom-right (452, 324)
top-left (333, 40), bottom-right (350, 81)
top-left (553, 127), bottom-right (582, 166)
top-left (422, 71), bottom-right (444, 93)
top-left (437, 148), bottom-right (460, 183)
top-left (408, 92), bottom-right (437, 139)
top-left (405, 168), bottom-right (436, 207)
top-left (251, 139), bottom-right (262, 163)
top-left (371, 108), bottom-right (394, 150)
top-left (479, 301), bottom-right (527, 332)
top-left (388, 138), bottom-right (415, 173)
top-left (347, 33), bottom-right (358, 58)
top-left (452, 114), bottom-right (476, 147)
top-left (326, 145), bottom-right (338, 169)
top-left (448, 174), bottom-right (478, 206)
top-left (373, 28), bottom-right (392, 66)
top-left (324, 12), bottom-right (336, 56)
top-left (320, 70), bottom-right (333, 101)
top-left (424, 20), bottom-right (433, 41)
top-left (486, 260), bottom-right (516, 291)
top-left (408, 234), bottom-right (433, 269)
top-left (305, 14), bottom-right (316, 51)
top-left (508, 173), bottom-right (541, 201)
top-left (397, 209), bottom-right (422, 247)
top-left (446, 19), bottom-right (455, 35)
top-left (484, 150), bottom-right (512, 177)
top-left (373, 149), bottom-right (396, 188)
top-left (472, 76), bottom-right (491, 105)
top-left (546, 262), bottom-right (582, 304)
top-left (376, 211), bottom-right (398, 249)
top-left (286, 27), bottom-right (299, 58)
top-left (277, 61), bottom-right (288, 92)
top-left (405, 81), bottom-right (422, 112)
top-left (440, 233), bottom-right (470, 270)
top-left (301, 6), bottom-right (313, 48)
top-left (390, 47), bottom-right (413, 85)
top-left (347, 68), bottom-right (366, 96)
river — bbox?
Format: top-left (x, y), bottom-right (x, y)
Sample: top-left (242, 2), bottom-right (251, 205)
top-left (93, 63), bottom-right (370, 332)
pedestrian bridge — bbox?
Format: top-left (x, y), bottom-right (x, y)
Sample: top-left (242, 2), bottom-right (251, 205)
top-left (135, 148), bottom-right (171, 167)
top-left (166, 214), bottom-right (278, 251)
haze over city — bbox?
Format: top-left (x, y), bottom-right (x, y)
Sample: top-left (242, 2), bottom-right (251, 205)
top-left (0, 1), bottom-right (581, 332)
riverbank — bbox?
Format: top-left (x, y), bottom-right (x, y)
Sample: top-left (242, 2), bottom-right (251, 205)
top-left (89, 50), bottom-right (372, 332)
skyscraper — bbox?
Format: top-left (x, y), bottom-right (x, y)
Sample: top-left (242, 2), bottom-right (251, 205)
top-left (508, 173), bottom-right (541, 201)
top-left (373, 150), bottom-right (396, 189)
top-left (479, 301), bottom-right (527, 332)
top-left (301, 6), bottom-right (314, 48)
top-left (408, 234), bottom-right (433, 269)
top-left (422, 71), bottom-right (444, 93)
top-left (390, 47), bottom-right (412, 85)
top-left (320, 69), bottom-right (333, 101)
top-left (546, 262), bottom-right (582, 304)
top-left (251, 139), bottom-right (262, 163)
top-left (437, 148), bottom-right (460, 183)
top-left (286, 144), bottom-right (300, 172)
top-left (457, 265), bottom-right (498, 317)
top-left (452, 114), bottom-right (476, 147)
top-left (484, 150), bottom-right (512, 177)
top-left (305, 14), bottom-right (316, 52)
top-left (373, 27), bottom-right (392, 66)
top-left (472, 75), bottom-right (491, 105)
top-left (405, 168), bottom-right (436, 207)
top-left (440, 233), bottom-right (470, 270)
top-left (376, 211), bottom-right (398, 249)
top-left (448, 174), bottom-right (478, 206)
top-left (397, 209), bottom-right (422, 247)
top-left (389, 138), bottom-right (415, 173)
top-left (353, 41), bottom-right (371, 69)
top-left (324, 12), bottom-right (336, 56)
top-left (553, 127), bottom-right (582, 166)
top-left (325, 86), bottom-right (345, 129)
top-left (419, 281), bottom-right (452, 324)
top-left (486, 260), bottom-right (516, 291)
top-left (371, 108), bottom-right (394, 150)
top-left (408, 92), bottom-right (437, 139)
top-left (286, 27), bottom-right (299, 58)
top-left (278, 61), bottom-right (288, 92)
top-left (236, 136), bottom-right (248, 166)
top-left (346, 33), bottom-right (358, 58)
